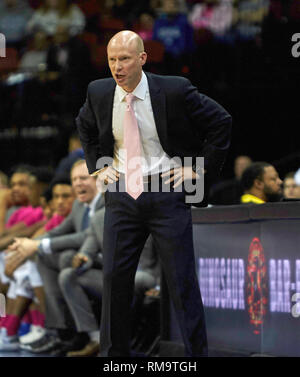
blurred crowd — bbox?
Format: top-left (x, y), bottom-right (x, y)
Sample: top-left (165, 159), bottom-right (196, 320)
top-left (0, 0), bottom-right (299, 173)
top-left (0, 0), bottom-right (300, 356)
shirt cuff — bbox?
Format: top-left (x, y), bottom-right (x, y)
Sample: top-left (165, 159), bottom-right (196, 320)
top-left (39, 238), bottom-right (52, 255)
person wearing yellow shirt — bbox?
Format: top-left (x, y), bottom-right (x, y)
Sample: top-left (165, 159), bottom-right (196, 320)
top-left (240, 162), bottom-right (283, 204)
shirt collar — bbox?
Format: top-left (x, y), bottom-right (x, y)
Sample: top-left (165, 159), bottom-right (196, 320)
top-left (85, 191), bottom-right (102, 213)
top-left (116, 71), bottom-right (148, 103)
top-left (241, 194), bottom-right (265, 204)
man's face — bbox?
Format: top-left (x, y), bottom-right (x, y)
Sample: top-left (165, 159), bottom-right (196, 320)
top-left (10, 173), bottom-right (31, 205)
top-left (283, 177), bottom-right (298, 199)
top-left (52, 184), bottom-right (75, 217)
top-left (107, 38), bottom-right (147, 92)
top-left (71, 163), bottom-right (97, 204)
top-left (262, 166), bottom-right (283, 201)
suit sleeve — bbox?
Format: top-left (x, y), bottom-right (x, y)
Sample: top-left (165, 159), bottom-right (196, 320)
top-left (78, 209), bottom-right (105, 262)
top-left (35, 201), bottom-right (86, 252)
top-left (49, 230), bottom-right (87, 253)
top-left (184, 80), bottom-right (232, 176)
top-left (76, 84), bottom-right (101, 174)
top-left (78, 225), bottom-right (99, 261)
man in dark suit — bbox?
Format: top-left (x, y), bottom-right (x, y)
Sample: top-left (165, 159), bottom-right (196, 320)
top-left (76, 30), bottom-right (232, 357)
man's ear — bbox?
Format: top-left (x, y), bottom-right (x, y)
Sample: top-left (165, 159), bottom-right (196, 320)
top-left (140, 52), bottom-right (147, 66)
top-left (254, 178), bottom-right (264, 190)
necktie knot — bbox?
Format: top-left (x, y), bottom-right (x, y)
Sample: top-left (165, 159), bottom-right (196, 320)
top-left (125, 93), bottom-right (134, 106)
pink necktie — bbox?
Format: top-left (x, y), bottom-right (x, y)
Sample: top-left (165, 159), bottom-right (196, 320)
top-left (124, 93), bottom-right (143, 200)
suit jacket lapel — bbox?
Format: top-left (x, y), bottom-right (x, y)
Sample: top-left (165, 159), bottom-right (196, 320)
top-left (95, 193), bottom-right (105, 210)
top-left (98, 78), bottom-right (116, 146)
top-left (145, 72), bottom-right (169, 152)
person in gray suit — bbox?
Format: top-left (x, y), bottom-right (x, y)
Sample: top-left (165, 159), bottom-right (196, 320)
top-left (7, 160), bottom-right (105, 353)
top-left (58, 208), bottom-right (159, 357)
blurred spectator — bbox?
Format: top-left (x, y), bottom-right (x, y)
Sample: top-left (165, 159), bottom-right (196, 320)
top-left (0, 175), bottom-right (48, 250)
top-left (0, 166), bottom-right (33, 234)
top-left (0, 0), bottom-right (33, 49)
top-left (18, 31), bottom-right (49, 74)
top-left (153, 0), bottom-right (195, 73)
top-left (189, 0), bottom-right (233, 40)
top-left (134, 13), bottom-right (155, 41)
top-left (283, 171), bottom-right (299, 199)
top-left (235, 0), bottom-right (269, 42)
top-left (27, 0), bottom-right (86, 37)
top-left (33, 173), bottom-right (75, 237)
top-left (240, 161), bottom-right (282, 203)
top-left (209, 155), bottom-right (252, 205)
top-left (55, 132), bottom-right (84, 175)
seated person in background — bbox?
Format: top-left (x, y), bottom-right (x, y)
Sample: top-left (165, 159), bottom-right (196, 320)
top-left (0, 166), bottom-right (33, 234)
top-left (209, 155), bottom-right (252, 205)
top-left (0, 174), bottom-right (75, 352)
top-left (283, 171), bottom-right (299, 200)
top-left (5, 160), bottom-right (104, 354)
top-left (33, 173), bottom-right (75, 237)
top-left (0, 167), bottom-right (52, 250)
top-left (240, 161), bottom-right (283, 204)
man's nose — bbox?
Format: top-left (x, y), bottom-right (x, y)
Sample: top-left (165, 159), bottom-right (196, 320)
top-left (115, 60), bottom-right (122, 71)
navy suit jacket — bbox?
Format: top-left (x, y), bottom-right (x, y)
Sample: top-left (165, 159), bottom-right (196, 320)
top-left (76, 72), bottom-right (232, 207)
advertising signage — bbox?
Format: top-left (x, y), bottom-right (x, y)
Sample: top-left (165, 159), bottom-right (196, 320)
top-left (163, 203), bottom-right (300, 357)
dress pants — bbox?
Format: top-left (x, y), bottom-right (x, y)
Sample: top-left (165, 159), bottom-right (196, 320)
top-left (59, 268), bottom-right (102, 333)
top-left (100, 179), bottom-right (208, 357)
top-left (37, 249), bottom-right (76, 329)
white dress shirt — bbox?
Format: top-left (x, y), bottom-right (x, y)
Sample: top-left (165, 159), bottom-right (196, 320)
top-left (112, 71), bottom-right (179, 175)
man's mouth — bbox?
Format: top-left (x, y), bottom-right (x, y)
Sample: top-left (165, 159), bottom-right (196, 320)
top-left (116, 74), bottom-right (125, 80)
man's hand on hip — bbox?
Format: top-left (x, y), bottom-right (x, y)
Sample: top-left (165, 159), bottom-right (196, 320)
top-left (93, 166), bottom-right (120, 185)
top-left (161, 167), bottom-right (201, 188)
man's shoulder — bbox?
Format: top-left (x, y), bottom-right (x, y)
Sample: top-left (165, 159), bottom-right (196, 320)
top-left (146, 71), bottom-right (191, 87)
top-left (91, 207), bottom-right (105, 224)
top-left (70, 199), bottom-right (84, 213)
top-left (87, 77), bottom-right (115, 93)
